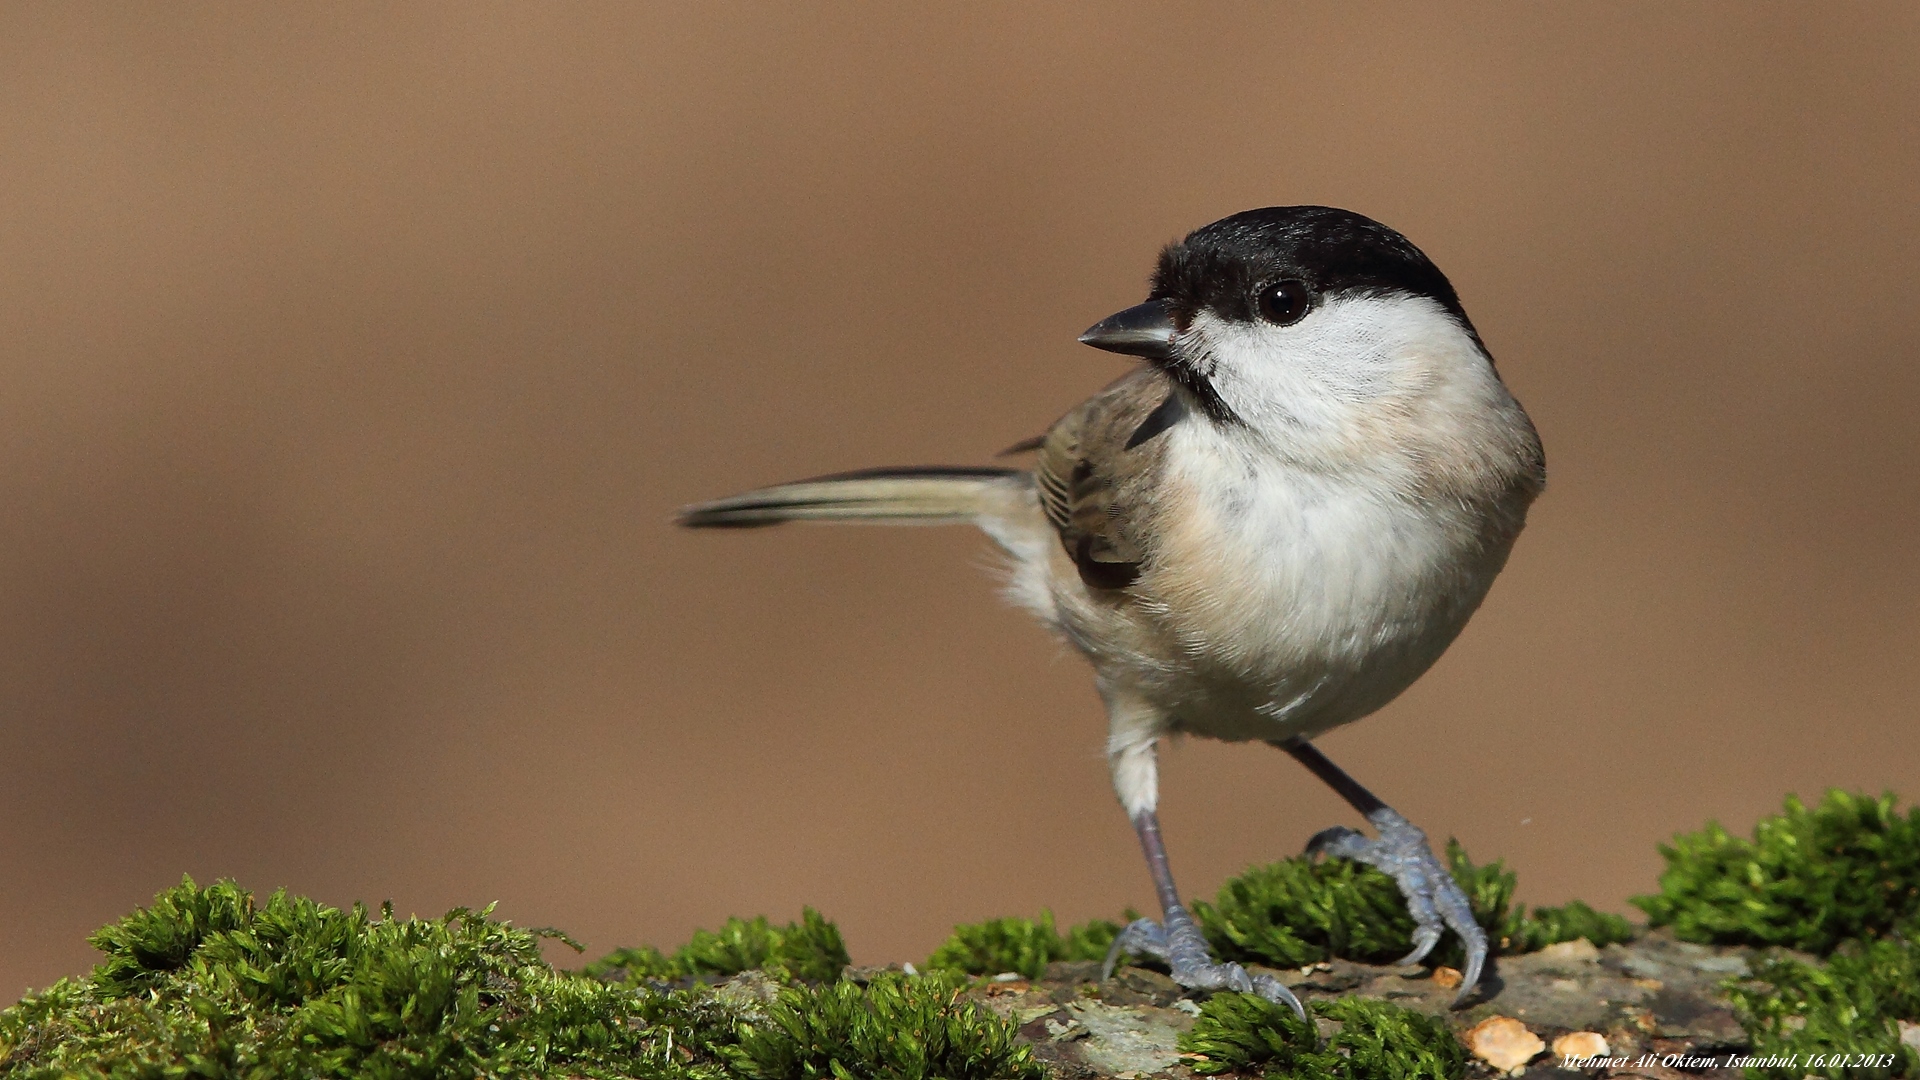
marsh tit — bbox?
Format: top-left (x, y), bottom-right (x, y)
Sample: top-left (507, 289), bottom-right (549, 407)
top-left (679, 206), bottom-right (1545, 1013)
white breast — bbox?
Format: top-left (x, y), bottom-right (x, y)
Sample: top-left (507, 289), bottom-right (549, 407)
top-left (1137, 425), bottom-right (1514, 742)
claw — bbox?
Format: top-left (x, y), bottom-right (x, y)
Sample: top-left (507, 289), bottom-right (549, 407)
top-left (1305, 808), bottom-right (1488, 1008)
top-left (1455, 935), bottom-right (1487, 1008)
top-left (1394, 925), bottom-right (1443, 968)
top-left (1102, 905), bottom-right (1307, 1021)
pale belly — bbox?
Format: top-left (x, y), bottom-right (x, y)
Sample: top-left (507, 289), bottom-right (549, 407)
top-left (1052, 456), bottom-right (1518, 745)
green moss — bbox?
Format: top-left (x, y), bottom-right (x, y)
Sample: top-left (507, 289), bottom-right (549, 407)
top-left (1177, 991), bottom-right (1466, 1080)
top-left (1176, 990), bottom-right (1323, 1076)
top-left (1191, 840), bottom-right (1629, 970)
top-left (1438, 842), bottom-right (1522, 965)
top-left (1190, 853), bottom-right (1422, 969)
top-left (87, 876), bottom-right (256, 997)
top-left (1, 879), bottom-right (1061, 1080)
top-left (1508, 900), bottom-right (1634, 953)
top-left (1721, 934), bottom-right (1920, 1079)
top-left (1310, 998), bottom-right (1469, 1080)
top-left (0, 875), bottom-right (729, 1079)
top-left (1632, 790), bottom-right (1920, 952)
top-left (724, 971), bottom-right (1043, 1080)
top-left (587, 944), bottom-right (679, 983)
top-left (585, 910), bottom-right (850, 986)
top-left (1062, 916), bottom-right (1126, 966)
top-left (923, 910), bottom-right (1124, 979)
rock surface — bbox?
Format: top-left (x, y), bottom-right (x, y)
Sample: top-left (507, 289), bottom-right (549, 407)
top-left (951, 929), bottom-right (1757, 1079)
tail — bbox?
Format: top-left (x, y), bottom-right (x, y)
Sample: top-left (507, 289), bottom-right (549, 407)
top-left (676, 466), bottom-right (1033, 529)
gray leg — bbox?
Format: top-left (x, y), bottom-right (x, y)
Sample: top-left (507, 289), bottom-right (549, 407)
top-left (1103, 810), bottom-right (1306, 1020)
top-left (1278, 738), bottom-right (1486, 1006)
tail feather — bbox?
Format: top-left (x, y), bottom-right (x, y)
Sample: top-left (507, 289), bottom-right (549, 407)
top-left (676, 466), bottom-right (1030, 529)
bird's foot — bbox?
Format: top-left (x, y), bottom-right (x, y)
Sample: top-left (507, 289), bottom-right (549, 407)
top-left (1102, 902), bottom-right (1305, 1019)
top-left (1306, 807), bottom-right (1486, 1007)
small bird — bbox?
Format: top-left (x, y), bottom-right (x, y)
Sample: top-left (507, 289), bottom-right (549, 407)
top-left (678, 206), bottom-right (1544, 1013)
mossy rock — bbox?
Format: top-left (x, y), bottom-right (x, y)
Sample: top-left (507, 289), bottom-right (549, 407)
top-left (1633, 789), bottom-right (1920, 952)
top-left (1720, 934), bottom-right (1920, 1079)
top-left (0, 879), bottom-right (1041, 1080)
top-left (1180, 991), bottom-right (1467, 1080)
top-left (10, 787), bottom-right (1920, 1078)
top-left (0, 877), bottom-right (724, 1079)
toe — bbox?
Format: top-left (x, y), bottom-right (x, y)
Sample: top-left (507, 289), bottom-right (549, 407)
top-left (1423, 866), bottom-right (1486, 1005)
top-left (1102, 917), bottom-right (1168, 980)
top-left (1304, 825), bottom-right (1368, 860)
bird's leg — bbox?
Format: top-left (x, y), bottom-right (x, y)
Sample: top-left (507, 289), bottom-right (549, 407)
top-left (1277, 738), bottom-right (1486, 1006)
top-left (1099, 695), bottom-right (1303, 1016)
top-left (1104, 809), bottom-right (1306, 1019)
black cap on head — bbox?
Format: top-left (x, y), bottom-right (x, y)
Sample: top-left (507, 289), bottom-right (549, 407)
top-left (1151, 206), bottom-right (1474, 333)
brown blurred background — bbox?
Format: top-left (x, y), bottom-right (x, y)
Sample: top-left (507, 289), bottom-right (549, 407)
top-left (1, 4), bottom-right (1917, 995)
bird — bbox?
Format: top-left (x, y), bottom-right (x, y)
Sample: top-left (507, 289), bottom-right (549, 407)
top-left (676, 206), bottom-right (1545, 1014)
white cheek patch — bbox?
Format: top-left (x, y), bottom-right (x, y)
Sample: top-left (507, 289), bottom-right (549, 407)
top-left (1193, 294), bottom-right (1487, 432)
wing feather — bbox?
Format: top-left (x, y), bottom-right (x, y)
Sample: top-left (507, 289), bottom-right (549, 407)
top-left (1034, 370), bottom-right (1182, 592)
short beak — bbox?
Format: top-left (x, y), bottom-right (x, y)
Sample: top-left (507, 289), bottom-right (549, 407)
top-left (1079, 299), bottom-right (1176, 361)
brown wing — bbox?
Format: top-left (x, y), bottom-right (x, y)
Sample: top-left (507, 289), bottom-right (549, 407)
top-left (1035, 369), bottom-right (1186, 592)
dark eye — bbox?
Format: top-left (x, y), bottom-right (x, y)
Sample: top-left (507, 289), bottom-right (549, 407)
top-left (1257, 280), bottom-right (1311, 326)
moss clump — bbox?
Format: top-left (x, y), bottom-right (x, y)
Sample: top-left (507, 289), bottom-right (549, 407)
top-left (1309, 997), bottom-right (1470, 1080)
top-left (0, 875), bottom-right (732, 1079)
top-left (1191, 853), bottom-right (1421, 969)
top-left (1177, 990), bottom-right (1322, 1076)
top-left (1177, 991), bottom-right (1466, 1080)
top-left (1721, 934), bottom-right (1920, 1079)
top-left (0, 878), bottom-right (1054, 1080)
top-left (1632, 790), bottom-right (1920, 953)
top-left (923, 910), bottom-right (1125, 979)
top-left (1507, 900), bottom-right (1634, 953)
top-left (725, 971), bottom-right (1043, 1080)
top-left (585, 909), bottom-right (850, 985)
top-left (1191, 840), bottom-right (1631, 971)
